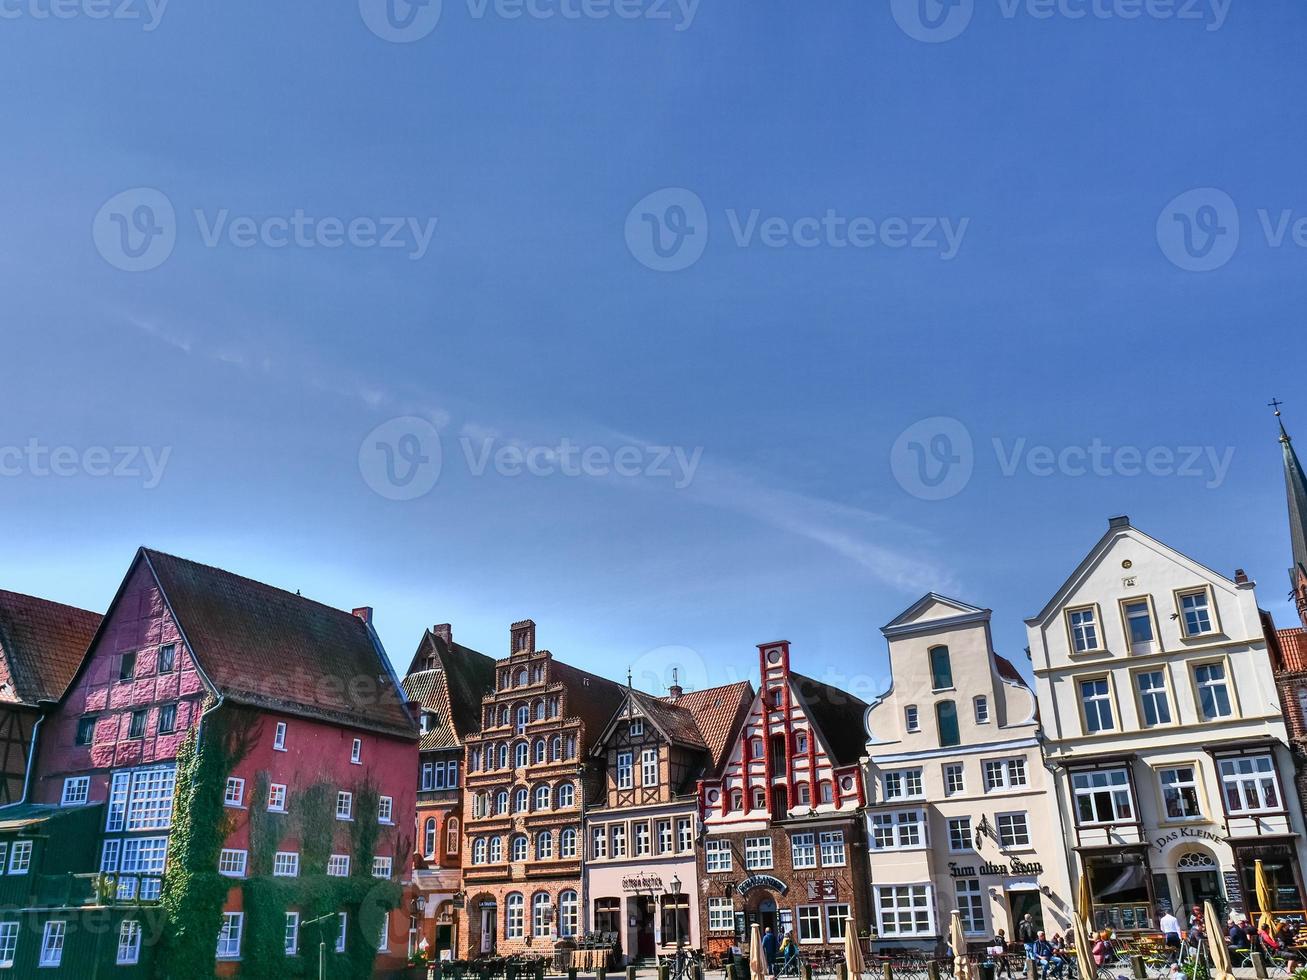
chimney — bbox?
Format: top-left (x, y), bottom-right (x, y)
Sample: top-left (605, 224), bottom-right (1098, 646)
top-left (352, 606), bottom-right (374, 625)
top-left (668, 667), bottom-right (683, 701)
top-left (433, 623), bottom-right (452, 645)
top-left (1108, 515), bottom-right (1130, 530)
top-left (1234, 568), bottom-right (1249, 585)
top-left (510, 619), bottom-right (536, 657)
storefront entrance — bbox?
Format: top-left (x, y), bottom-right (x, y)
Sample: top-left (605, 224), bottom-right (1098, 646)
top-left (633, 896), bottom-right (656, 957)
top-left (743, 890), bottom-right (781, 935)
top-left (1007, 891), bottom-right (1044, 932)
top-left (480, 904), bottom-right (497, 954)
top-left (1176, 852), bottom-right (1223, 916)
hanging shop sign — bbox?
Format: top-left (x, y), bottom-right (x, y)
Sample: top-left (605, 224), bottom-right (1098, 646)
top-left (738, 875), bottom-right (789, 896)
top-left (949, 860), bottom-right (1044, 878)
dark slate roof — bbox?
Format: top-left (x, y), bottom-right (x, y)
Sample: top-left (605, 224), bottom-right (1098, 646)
top-left (549, 657), bottom-right (627, 753)
top-left (994, 653), bottom-right (1028, 687)
top-left (0, 590), bottom-right (101, 706)
top-left (141, 548), bottom-right (416, 739)
top-left (790, 672), bottom-right (870, 768)
top-left (667, 681), bottom-right (754, 775)
top-left (402, 628), bottom-right (496, 751)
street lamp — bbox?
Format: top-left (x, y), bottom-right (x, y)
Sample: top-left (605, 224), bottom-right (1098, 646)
top-left (302, 911), bottom-right (340, 980)
top-left (671, 873), bottom-right (684, 978)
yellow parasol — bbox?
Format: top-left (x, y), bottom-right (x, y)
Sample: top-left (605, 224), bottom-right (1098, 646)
top-left (1204, 900), bottom-right (1236, 980)
top-left (1077, 869), bottom-right (1094, 930)
top-left (844, 919), bottom-right (866, 979)
top-left (749, 923), bottom-right (767, 980)
top-left (950, 910), bottom-right (971, 980)
top-left (1070, 908), bottom-right (1096, 980)
top-left (1255, 860), bottom-right (1276, 934)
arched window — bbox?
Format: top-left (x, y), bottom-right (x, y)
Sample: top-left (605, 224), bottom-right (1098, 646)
top-left (559, 890), bottom-right (578, 938)
top-left (424, 817), bottom-right (437, 858)
top-left (515, 742), bottom-right (529, 768)
top-left (534, 700), bottom-right (546, 721)
top-left (472, 837), bottom-right (487, 864)
top-left (820, 781), bottom-right (833, 803)
top-left (750, 738), bottom-right (763, 758)
top-left (794, 732), bottom-right (808, 753)
top-left (446, 816), bottom-right (459, 856)
top-left (500, 707), bottom-right (510, 726)
top-left (532, 893), bottom-right (552, 937)
top-left (489, 837), bottom-right (503, 862)
top-left (532, 666), bottom-right (543, 683)
top-left (516, 705), bottom-right (529, 733)
top-left (560, 828), bottom-right (577, 858)
top-left (565, 736), bottom-right (576, 759)
top-left (556, 783), bottom-right (575, 808)
top-left (537, 830), bottom-right (553, 859)
top-left (929, 645), bottom-right (953, 690)
top-left (936, 700), bottom-right (960, 748)
top-left (496, 790), bottom-right (509, 815)
top-left (533, 739), bottom-right (546, 764)
top-left (548, 697), bottom-right (559, 717)
top-left (534, 785), bottom-right (550, 810)
top-left (505, 893), bottom-right (524, 939)
top-left (514, 788), bottom-right (528, 812)
top-left (511, 834), bottom-right (529, 862)
top-left (797, 783), bottom-right (811, 804)
top-left (497, 744), bottom-right (509, 769)
top-left (550, 736), bottom-right (562, 761)
top-left (516, 668), bottom-right (528, 686)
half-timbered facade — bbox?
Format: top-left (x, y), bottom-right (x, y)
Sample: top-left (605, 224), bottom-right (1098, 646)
top-left (0, 590), bottom-right (100, 804)
top-left (459, 620), bottom-right (625, 958)
top-left (585, 678), bottom-right (753, 962)
top-left (698, 641), bottom-right (870, 957)
top-left (403, 623), bottom-right (496, 961)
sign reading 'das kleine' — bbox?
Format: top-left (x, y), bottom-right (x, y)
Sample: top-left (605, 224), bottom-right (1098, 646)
top-left (1152, 827), bottom-right (1223, 853)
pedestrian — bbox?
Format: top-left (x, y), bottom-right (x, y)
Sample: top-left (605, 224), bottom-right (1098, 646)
top-left (763, 927), bottom-right (778, 978)
top-left (992, 929), bottom-right (1013, 979)
top-left (1019, 914), bottom-right (1039, 965)
top-left (1159, 909), bottom-right (1182, 964)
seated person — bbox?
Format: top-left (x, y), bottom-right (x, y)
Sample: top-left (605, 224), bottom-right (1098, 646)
top-left (1032, 932), bottom-right (1065, 980)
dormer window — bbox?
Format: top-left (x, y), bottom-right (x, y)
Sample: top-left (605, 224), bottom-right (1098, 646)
top-left (421, 712), bottom-right (438, 733)
top-left (629, 720), bottom-right (643, 738)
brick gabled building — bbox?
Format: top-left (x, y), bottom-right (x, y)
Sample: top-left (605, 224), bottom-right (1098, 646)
top-left (0, 590), bottom-right (100, 804)
top-left (459, 619), bottom-right (625, 958)
top-left (402, 623), bottom-right (496, 960)
top-left (698, 641), bottom-right (870, 957)
top-left (584, 677), bottom-right (753, 963)
top-left (28, 547), bottom-right (419, 977)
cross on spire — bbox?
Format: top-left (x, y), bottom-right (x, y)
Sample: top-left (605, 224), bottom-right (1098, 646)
top-left (1270, 398), bottom-right (1284, 416)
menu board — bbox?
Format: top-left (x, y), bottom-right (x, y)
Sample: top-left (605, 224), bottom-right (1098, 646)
top-left (1223, 871), bottom-right (1243, 911)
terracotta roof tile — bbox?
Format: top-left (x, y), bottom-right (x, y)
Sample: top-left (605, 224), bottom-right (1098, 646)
top-left (665, 680), bottom-right (754, 775)
top-left (1279, 628), bottom-right (1307, 673)
top-left (0, 590), bottom-right (101, 705)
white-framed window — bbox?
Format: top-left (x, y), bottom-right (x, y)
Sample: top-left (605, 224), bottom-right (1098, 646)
top-left (506, 893), bottom-right (525, 939)
top-left (224, 777), bottom-right (245, 807)
top-left (1068, 606), bottom-right (1101, 652)
top-left (642, 748), bottom-right (658, 787)
top-left (677, 817), bottom-right (693, 852)
top-left (943, 763), bottom-right (965, 796)
top-left (556, 783), bottom-right (575, 808)
top-left (706, 838), bottom-right (732, 872)
top-left (274, 851), bottom-right (299, 877)
top-left (489, 836), bottom-right (503, 862)
top-left (124, 766), bottom-right (176, 831)
top-left (218, 848), bottom-right (248, 877)
top-left (870, 810), bottom-right (924, 850)
top-left (532, 892), bottom-right (552, 937)
top-left (1080, 677), bottom-right (1114, 733)
top-left (1072, 768), bottom-right (1134, 825)
top-left (61, 776), bottom-right (90, 806)
top-left (1123, 599), bottom-right (1156, 651)
top-left (956, 879), bottom-right (986, 934)
top-left (373, 855), bottom-right (393, 878)
top-left (904, 705), bottom-right (919, 732)
top-left (657, 820), bottom-right (673, 854)
top-left (40, 921), bottom-right (66, 967)
top-left (336, 913), bottom-right (347, 953)
top-left (534, 785), bottom-right (550, 810)
top-left (284, 912), bottom-right (299, 955)
top-left (797, 905), bottom-right (823, 943)
top-left (744, 836), bottom-right (773, 870)
top-left (421, 762), bottom-right (436, 791)
top-left (996, 811), bottom-right (1030, 849)
top-left (378, 796), bottom-right (393, 824)
top-left (1219, 754), bottom-right (1281, 813)
top-left (617, 752), bottom-right (633, 790)
top-left (268, 783), bottom-right (287, 812)
top-left (327, 854), bottom-right (350, 877)
top-left (117, 920), bottom-right (143, 964)
top-left (560, 890), bottom-right (578, 938)
top-left (592, 826), bottom-right (608, 859)
top-left (1159, 766), bottom-right (1203, 820)
top-left (819, 831), bottom-right (846, 866)
top-left (883, 768), bottom-right (923, 800)
top-left (0, 922), bottom-right (17, 968)
top-left (708, 898), bottom-right (735, 932)
top-left (336, 791), bottom-right (353, 820)
top-left (273, 721), bottom-right (287, 750)
top-left (472, 838), bottom-right (487, 864)
top-left (629, 719), bottom-right (643, 737)
top-left (378, 911), bottom-right (391, 952)
top-left (515, 743), bottom-right (529, 769)
top-left (216, 912), bottom-right (243, 959)
top-left (1195, 662), bottom-right (1233, 720)
top-left (947, 816), bottom-right (973, 852)
top-left (634, 822), bottom-right (650, 856)
top-left (791, 832), bottom-right (816, 869)
top-left (982, 758), bottom-right (1028, 791)
top-left (537, 830), bottom-right (553, 859)
top-left (876, 885), bottom-right (934, 937)
top-left (974, 696), bottom-right (989, 724)
top-left (351, 738), bottom-right (362, 764)
top-left (561, 828), bottom-right (577, 858)
top-left (512, 835), bottom-right (529, 862)
top-left (1136, 670), bottom-right (1172, 726)
top-left (9, 841), bottom-right (32, 874)
top-left (826, 904), bottom-right (851, 941)
top-left (1179, 589), bottom-right (1214, 636)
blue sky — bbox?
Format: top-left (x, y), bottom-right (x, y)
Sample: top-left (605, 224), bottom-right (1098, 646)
top-left (1, 0), bottom-right (1304, 703)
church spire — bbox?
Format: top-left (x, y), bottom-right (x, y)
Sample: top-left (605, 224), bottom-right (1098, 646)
top-left (1273, 401), bottom-right (1307, 623)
